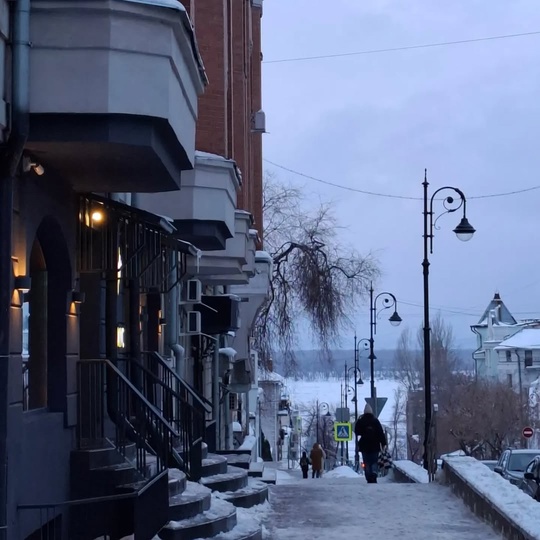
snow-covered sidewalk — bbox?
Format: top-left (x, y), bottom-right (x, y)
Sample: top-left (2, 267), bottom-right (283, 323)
top-left (263, 476), bottom-right (500, 539)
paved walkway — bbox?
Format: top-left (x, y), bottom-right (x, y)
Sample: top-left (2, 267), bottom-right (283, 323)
top-left (262, 474), bottom-right (500, 539)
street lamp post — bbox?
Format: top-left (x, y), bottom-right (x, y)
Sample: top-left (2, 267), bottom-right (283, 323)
top-left (351, 334), bottom-right (367, 470)
top-left (316, 400), bottom-right (330, 446)
top-left (369, 283), bottom-right (402, 417)
top-left (422, 169), bottom-right (475, 477)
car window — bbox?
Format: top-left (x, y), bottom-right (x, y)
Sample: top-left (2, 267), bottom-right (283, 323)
top-left (525, 460), bottom-right (535, 474)
top-left (500, 451), bottom-right (509, 468)
top-left (508, 453), bottom-right (540, 472)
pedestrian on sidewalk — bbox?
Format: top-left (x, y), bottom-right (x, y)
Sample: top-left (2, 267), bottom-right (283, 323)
top-left (310, 443), bottom-right (324, 478)
top-left (354, 404), bottom-right (387, 484)
top-left (299, 451), bottom-right (310, 479)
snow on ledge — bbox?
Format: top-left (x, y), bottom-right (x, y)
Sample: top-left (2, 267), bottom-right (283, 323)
top-left (238, 435), bottom-right (257, 451)
top-left (393, 460), bottom-right (429, 483)
top-left (444, 456), bottom-right (540, 538)
top-left (219, 347), bottom-right (237, 358)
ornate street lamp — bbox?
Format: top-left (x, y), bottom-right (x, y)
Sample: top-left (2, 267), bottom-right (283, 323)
top-left (422, 169), bottom-right (475, 478)
top-left (369, 283), bottom-right (402, 418)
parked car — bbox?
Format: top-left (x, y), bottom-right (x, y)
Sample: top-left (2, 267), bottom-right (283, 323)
top-left (519, 456), bottom-right (540, 501)
top-left (480, 460), bottom-right (497, 471)
top-left (494, 449), bottom-right (540, 485)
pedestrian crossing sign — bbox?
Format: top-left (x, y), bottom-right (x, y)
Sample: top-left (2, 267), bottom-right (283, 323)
top-left (334, 422), bottom-right (353, 442)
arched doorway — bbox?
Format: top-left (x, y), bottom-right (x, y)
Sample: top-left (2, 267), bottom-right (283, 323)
top-left (24, 217), bottom-right (72, 413)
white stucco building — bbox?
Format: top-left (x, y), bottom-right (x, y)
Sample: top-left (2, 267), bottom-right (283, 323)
top-left (471, 292), bottom-right (540, 387)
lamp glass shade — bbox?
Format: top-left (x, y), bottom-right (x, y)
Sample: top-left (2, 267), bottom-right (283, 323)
top-left (14, 276), bottom-right (31, 293)
top-left (389, 311), bottom-right (402, 326)
top-left (356, 377), bottom-right (364, 386)
top-left (453, 217), bottom-right (475, 242)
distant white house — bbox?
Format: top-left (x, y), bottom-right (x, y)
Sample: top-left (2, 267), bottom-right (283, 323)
top-left (494, 328), bottom-right (540, 394)
top-left (471, 292), bottom-right (540, 381)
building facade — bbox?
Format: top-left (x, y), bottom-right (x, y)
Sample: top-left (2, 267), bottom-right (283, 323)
top-left (0, 0), bottom-right (270, 538)
top-left (471, 293), bottom-right (540, 383)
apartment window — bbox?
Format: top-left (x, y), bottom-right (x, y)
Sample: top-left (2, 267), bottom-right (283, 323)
top-left (507, 374), bottom-right (513, 388)
top-left (506, 350), bottom-right (512, 362)
top-left (525, 350), bottom-right (533, 367)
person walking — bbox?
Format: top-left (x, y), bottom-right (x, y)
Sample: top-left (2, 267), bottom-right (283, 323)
top-left (310, 443), bottom-right (324, 478)
top-left (354, 403), bottom-right (387, 484)
top-left (299, 451), bottom-right (310, 479)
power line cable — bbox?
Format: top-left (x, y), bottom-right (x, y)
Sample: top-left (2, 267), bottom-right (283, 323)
top-left (264, 30), bottom-right (540, 64)
top-left (263, 158), bottom-right (540, 200)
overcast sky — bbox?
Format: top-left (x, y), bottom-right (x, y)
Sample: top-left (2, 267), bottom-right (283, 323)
top-left (261, 1), bottom-right (540, 352)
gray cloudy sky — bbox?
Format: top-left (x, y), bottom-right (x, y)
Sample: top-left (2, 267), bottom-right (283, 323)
top-left (261, 1), bottom-right (540, 351)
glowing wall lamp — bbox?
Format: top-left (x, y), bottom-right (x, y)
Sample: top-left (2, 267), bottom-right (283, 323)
top-left (117, 326), bottom-right (126, 349)
top-left (14, 276), bottom-right (31, 293)
top-left (91, 209), bottom-right (104, 223)
top-left (70, 291), bottom-right (86, 304)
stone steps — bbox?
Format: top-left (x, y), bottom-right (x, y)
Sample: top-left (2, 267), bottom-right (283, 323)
top-left (218, 479), bottom-right (269, 509)
top-left (159, 498), bottom-right (237, 540)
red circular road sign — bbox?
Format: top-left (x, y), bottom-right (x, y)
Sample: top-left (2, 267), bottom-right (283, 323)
top-left (523, 427), bottom-right (534, 438)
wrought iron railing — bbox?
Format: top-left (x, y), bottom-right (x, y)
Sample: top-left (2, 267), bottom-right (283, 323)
top-left (119, 352), bottom-right (210, 480)
top-left (77, 359), bottom-right (178, 480)
top-left (17, 470), bottom-right (167, 540)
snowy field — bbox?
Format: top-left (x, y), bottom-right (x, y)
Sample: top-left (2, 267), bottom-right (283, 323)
top-left (282, 377), bottom-right (408, 459)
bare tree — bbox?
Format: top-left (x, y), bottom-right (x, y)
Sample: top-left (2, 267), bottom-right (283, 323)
top-left (438, 376), bottom-right (527, 459)
top-left (386, 386), bottom-right (407, 460)
top-left (302, 401), bottom-right (337, 460)
top-left (256, 174), bottom-right (379, 374)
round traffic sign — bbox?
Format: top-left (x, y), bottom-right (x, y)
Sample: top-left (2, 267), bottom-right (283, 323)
top-left (523, 426), bottom-right (534, 438)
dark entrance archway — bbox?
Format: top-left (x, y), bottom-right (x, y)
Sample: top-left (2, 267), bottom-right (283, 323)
top-left (26, 217), bottom-right (72, 413)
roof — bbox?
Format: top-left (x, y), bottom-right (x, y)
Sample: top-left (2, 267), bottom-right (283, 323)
top-left (476, 292), bottom-right (517, 326)
top-left (495, 328), bottom-right (540, 351)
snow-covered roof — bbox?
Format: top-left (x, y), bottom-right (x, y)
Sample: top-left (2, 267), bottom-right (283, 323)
top-left (495, 328), bottom-right (540, 350)
top-left (219, 347), bottom-right (237, 358)
top-left (476, 292), bottom-right (517, 326)
top-left (258, 370), bottom-right (285, 383)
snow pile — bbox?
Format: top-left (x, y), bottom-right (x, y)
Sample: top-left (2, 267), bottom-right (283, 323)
top-left (324, 466), bottom-right (359, 479)
top-left (238, 435), bottom-right (257, 451)
top-left (445, 456), bottom-right (540, 539)
top-left (393, 460), bottom-right (429, 483)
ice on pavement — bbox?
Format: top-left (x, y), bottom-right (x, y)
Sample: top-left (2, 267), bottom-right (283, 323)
top-left (263, 476), bottom-right (500, 539)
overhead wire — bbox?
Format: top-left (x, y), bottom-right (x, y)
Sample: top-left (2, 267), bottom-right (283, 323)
top-left (264, 30), bottom-right (540, 64)
top-left (263, 158), bottom-right (540, 201)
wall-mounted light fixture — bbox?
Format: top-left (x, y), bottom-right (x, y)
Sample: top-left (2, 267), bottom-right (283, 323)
top-left (14, 276), bottom-right (31, 293)
top-left (22, 156), bottom-right (45, 176)
top-left (91, 209), bottom-right (104, 223)
top-left (70, 291), bottom-right (86, 304)
top-left (117, 326), bottom-right (126, 349)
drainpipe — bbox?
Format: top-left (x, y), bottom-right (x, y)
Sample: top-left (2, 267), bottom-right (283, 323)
top-left (164, 257), bottom-right (185, 376)
top-left (0, 1), bottom-right (30, 535)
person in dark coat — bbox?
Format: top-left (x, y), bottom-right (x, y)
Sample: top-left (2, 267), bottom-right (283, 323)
top-left (299, 451), bottom-right (310, 479)
top-left (354, 403), bottom-right (387, 483)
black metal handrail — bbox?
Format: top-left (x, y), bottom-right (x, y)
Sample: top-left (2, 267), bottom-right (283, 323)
top-left (17, 470), bottom-right (167, 540)
top-left (145, 351), bottom-right (212, 413)
top-left (119, 353), bottom-right (207, 480)
top-left (77, 359), bottom-right (177, 481)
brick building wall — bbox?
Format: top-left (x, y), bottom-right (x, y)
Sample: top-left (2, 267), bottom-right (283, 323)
top-left (188, 0), bottom-right (264, 237)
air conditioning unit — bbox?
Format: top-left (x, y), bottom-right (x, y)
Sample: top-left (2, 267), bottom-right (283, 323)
top-left (186, 278), bottom-right (202, 303)
top-left (251, 0), bottom-right (263, 10)
top-left (186, 311), bottom-right (201, 334)
top-left (251, 110), bottom-right (266, 134)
